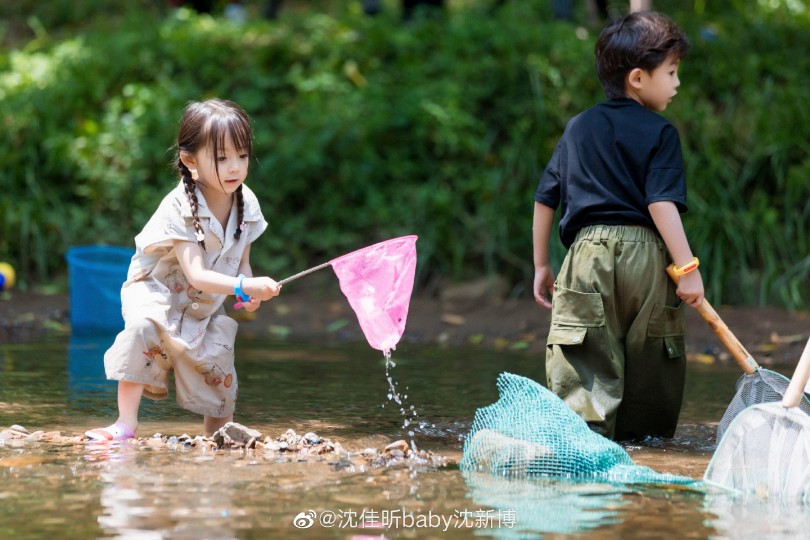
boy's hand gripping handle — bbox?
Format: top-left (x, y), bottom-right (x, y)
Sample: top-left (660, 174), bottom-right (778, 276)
top-left (666, 264), bottom-right (759, 374)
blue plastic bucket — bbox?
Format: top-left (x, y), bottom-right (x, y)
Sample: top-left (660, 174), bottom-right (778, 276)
top-left (66, 245), bottom-right (134, 335)
top-left (68, 334), bottom-right (118, 407)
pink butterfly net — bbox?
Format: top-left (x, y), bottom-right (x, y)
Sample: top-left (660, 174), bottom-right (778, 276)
top-left (329, 235), bottom-right (418, 355)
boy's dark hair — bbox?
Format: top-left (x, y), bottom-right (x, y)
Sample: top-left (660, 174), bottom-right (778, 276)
top-left (595, 11), bottom-right (689, 100)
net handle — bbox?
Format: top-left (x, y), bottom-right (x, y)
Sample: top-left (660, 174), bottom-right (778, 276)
top-left (783, 338), bottom-right (810, 408)
top-left (277, 236), bottom-right (418, 286)
top-left (278, 262), bottom-right (331, 285)
top-left (666, 264), bottom-right (759, 374)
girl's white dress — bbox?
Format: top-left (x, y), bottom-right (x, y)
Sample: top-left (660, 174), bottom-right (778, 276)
top-left (103, 182), bottom-right (266, 417)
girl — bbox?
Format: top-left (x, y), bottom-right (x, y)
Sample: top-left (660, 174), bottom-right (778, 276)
top-left (85, 98), bottom-right (281, 441)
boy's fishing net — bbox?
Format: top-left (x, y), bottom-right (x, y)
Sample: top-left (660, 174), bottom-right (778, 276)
top-left (460, 372), bottom-right (697, 485)
top-left (705, 400), bottom-right (810, 501)
top-left (717, 369), bottom-right (810, 440)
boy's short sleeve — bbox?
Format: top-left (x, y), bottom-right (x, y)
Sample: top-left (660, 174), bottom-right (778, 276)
top-left (645, 125), bottom-right (687, 211)
top-left (534, 141), bottom-right (564, 209)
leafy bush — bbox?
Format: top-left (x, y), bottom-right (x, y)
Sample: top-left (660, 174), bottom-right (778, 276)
top-left (0, 1), bottom-right (808, 308)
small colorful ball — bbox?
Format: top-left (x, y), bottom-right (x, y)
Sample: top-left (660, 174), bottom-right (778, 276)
top-left (0, 262), bottom-right (16, 291)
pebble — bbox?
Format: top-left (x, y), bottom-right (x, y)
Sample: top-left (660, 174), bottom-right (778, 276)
top-left (0, 423), bottom-right (445, 468)
top-left (146, 438), bottom-right (165, 449)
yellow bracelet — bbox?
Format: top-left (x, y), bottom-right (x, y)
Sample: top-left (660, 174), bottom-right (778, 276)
top-left (671, 257), bottom-right (700, 277)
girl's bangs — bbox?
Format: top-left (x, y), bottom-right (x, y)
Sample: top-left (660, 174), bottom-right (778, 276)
top-left (207, 114), bottom-right (253, 159)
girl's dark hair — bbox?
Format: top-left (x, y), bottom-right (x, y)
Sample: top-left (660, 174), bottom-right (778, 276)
top-left (595, 11), bottom-right (690, 100)
top-left (174, 98), bottom-right (253, 252)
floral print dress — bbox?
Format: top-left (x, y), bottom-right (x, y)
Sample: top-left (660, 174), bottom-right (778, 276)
top-left (103, 182), bottom-right (267, 417)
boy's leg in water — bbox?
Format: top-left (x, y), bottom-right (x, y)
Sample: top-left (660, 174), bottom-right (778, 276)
top-left (545, 226), bottom-right (623, 439)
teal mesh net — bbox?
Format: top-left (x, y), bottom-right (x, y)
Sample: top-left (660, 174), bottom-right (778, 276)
top-left (460, 372), bottom-right (699, 485)
top-left (462, 471), bottom-right (628, 538)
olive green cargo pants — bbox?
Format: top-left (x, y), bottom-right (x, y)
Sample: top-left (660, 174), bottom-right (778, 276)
top-left (545, 225), bottom-right (686, 441)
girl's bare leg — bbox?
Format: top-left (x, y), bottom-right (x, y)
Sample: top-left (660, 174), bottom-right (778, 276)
top-left (117, 380), bottom-right (144, 433)
top-left (204, 414), bottom-right (233, 435)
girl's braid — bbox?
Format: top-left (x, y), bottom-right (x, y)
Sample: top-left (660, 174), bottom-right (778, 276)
top-left (179, 160), bottom-right (207, 252)
top-left (234, 185), bottom-right (245, 241)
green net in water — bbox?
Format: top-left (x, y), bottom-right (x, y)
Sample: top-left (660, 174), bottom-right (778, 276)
top-left (460, 372), bottom-right (699, 485)
top-left (462, 471), bottom-right (628, 538)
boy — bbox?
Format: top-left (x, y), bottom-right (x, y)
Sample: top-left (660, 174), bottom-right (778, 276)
top-left (532, 11), bottom-right (704, 441)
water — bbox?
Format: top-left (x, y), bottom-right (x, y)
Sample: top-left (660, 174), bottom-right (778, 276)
top-left (3, 336), bottom-right (810, 538)
top-left (382, 350), bottom-right (424, 445)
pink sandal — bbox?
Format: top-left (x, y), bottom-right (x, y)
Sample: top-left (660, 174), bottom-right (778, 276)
top-left (84, 421), bottom-right (136, 442)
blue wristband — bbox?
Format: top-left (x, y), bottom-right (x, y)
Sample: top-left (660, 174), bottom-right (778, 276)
top-left (234, 274), bottom-right (250, 302)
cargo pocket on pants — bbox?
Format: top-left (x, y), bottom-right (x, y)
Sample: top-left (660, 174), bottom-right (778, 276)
top-left (546, 325), bottom-right (588, 347)
top-left (547, 286), bottom-right (606, 346)
top-left (546, 287), bottom-right (607, 382)
top-left (546, 287), bottom-right (612, 426)
top-left (549, 287), bottom-right (606, 328)
top-left (646, 302), bottom-right (686, 360)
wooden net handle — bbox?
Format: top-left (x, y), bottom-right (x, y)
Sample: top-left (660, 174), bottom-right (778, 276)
top-left (666, 264), bottom-right (759, 374)
top-left (278, 262), bottom-right (331, 285)
top-left (783, 338), bottom-right (810, 408)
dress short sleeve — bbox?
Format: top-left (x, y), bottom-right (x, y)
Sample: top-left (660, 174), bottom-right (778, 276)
top-left (134, 185), bottom-right (198, 254)
top-left (164, 195), bottom-right (200, 243)
top-left (240, 185), bottom-right (268, 245)
top-left (246, 218), bottom-right (268, 245)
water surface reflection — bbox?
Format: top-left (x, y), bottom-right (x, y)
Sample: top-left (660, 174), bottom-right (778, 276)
top-left (1, 336), bottom-right (808, 538)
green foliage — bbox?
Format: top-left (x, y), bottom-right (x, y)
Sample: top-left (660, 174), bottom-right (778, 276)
top-left (673, 11), bottom-right (810, 307)
top-left (0, 1), bottom-right (808, 309)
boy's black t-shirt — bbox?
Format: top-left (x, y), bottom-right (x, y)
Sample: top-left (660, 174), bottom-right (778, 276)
top-left (534, 98), bottom-right (688, 249)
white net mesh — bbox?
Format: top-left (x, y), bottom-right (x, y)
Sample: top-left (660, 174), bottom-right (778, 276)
top-left (717, 369), bottom-right (810, 440)
top-left (704, 403), bottom-right (810, 500)
top-left (460, 372), bottom-right (698, 485)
